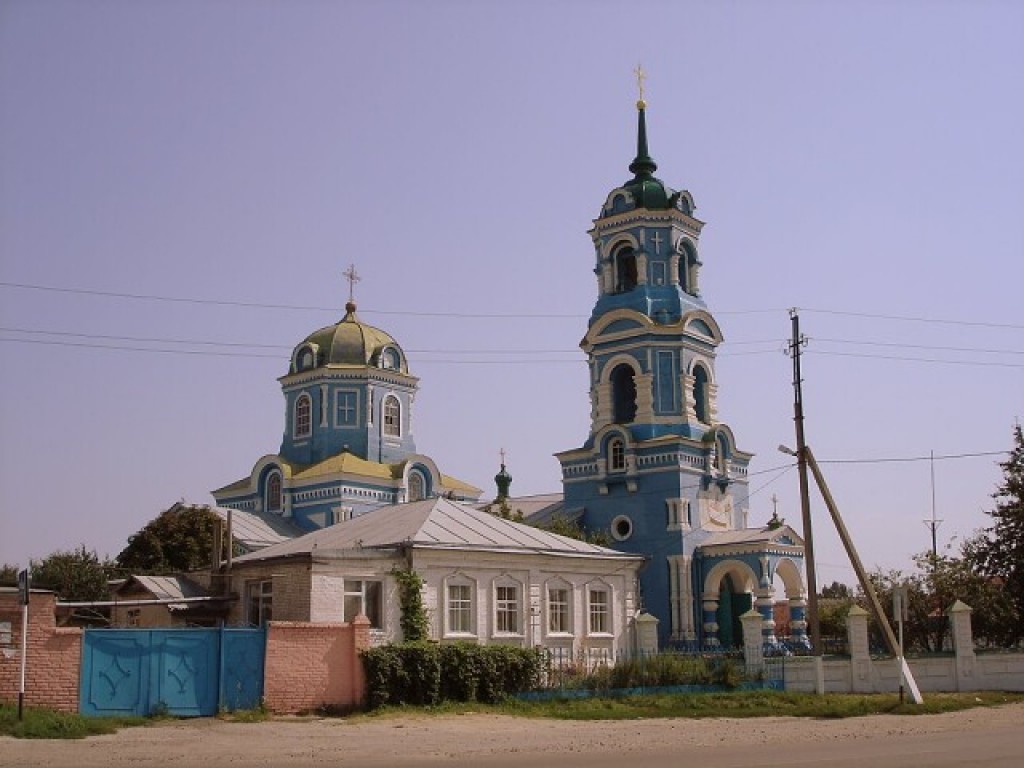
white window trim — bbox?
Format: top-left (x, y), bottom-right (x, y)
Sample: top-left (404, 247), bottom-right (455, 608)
top-left (343, 578), bottom-right (384, 629)
top-left (587, 585), bottom-right (613, 637)
top-left (246, 579), bottom-right (273, 627)
top-left (265, 469), bottom-right (283, 514)
top-left (382, 394), bottom-right (401, 439)
top-left (293, 393), bottom-right (313, 439)
top-left (492, 579), bottom-right (524, 638)
top-left (545, 581), bottom-right (574, 637)
top-left (608, 437), bottom-right (626, 472)
top-left (443, 576), bottom-right (477, 638)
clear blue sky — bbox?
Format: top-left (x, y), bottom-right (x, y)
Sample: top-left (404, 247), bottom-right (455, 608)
top-left (1, 0), bottom-right (1021, 588)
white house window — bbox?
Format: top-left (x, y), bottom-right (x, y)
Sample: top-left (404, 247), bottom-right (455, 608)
top-left (589, 588), bottom-right (610, 634)
top-left (247, 580), bottom-right (273, 626)
top-left (343, 579), bottom-right (382, 628)
top-left (495, 584), bottom-right (520, 634)
top-left (294, 393), bottom-right (312, 438)
top-left (608, 437), bottom-right (626, 472)
top-left (447, 583), bottom-right (474, 635)
top-left (266, 471), bottom-right (282, 513)
top-left (547, 586), bottom-right (571, 634)
top-left (383, 395), bottom-right (400, 438)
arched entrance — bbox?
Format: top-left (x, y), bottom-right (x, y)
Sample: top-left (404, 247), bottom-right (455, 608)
top-left (715, 574), bottom-right (752, 648)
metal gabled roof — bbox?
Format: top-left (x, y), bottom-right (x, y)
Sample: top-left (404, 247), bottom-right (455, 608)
top-left (233, 496), bottom-right (638, 564)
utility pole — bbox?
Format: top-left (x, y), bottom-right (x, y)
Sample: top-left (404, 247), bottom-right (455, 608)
top-left (787, 309), bottom-right (821, 656)
top-left (924, 450), bottom-right (942, 562)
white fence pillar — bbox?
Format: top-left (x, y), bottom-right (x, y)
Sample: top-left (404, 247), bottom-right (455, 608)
top-left (846, 605), bottom-right (873, 693)
top-left (741, 608), bottom-right (764, 674)
top-left (948, 600), bottom-right (977, 692)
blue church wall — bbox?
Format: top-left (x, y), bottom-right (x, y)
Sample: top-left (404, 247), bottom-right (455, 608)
top-left (278, 382), bottom-right (417, 467)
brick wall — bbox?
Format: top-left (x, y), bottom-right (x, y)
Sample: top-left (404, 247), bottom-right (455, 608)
top-left (263, 616), bottom-right (370, 714)
top-left (0, 591), bottom-right (82, 713)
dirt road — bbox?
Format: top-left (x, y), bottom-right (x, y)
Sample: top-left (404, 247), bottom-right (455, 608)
top-left (2, 702), bottom-right (1023, 768)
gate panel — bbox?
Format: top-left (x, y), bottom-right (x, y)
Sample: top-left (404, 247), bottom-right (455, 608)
top-left (220, 627), bottom-right (266, 711)
top-left (152, 630), bottom-right (219, 716)
top-left (80, 631), bottom-right (151, 717)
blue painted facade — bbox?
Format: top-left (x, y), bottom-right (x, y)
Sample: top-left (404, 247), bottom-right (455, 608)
top-left (212, 301), bottom-right (481, 530)
top-left (557, 98), bottom-right (806, 648)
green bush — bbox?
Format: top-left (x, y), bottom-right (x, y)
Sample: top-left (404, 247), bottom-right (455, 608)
top-left (361, 642), bottom-right (543, 709)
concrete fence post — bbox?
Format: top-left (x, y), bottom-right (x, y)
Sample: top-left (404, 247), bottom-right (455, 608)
top-left (741, 609), bottom-right (764, 676)
top-left (634, 612), bottom-right (659, 656)
top-left (846, 605), bottom-right (872, 693)
top-left (948, 600), bottom-right (976, 692)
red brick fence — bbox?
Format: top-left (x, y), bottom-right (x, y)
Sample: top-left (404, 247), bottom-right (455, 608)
top-left (0, 589), bottom-right (370, 714)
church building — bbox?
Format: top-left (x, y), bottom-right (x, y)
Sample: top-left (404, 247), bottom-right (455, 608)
top-left (212, 280), bottom-right (482, 529)
top-left (554, 83), bottom-right (807, 649)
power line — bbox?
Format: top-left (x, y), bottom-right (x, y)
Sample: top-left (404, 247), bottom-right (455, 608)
top-left (808, 349), bottom-right (1024, 369)
top-left (802, 307), bottom-right (1024, 331)
top-left (9, 280), bottom-right (1021, 329)
top-left (816, 449), bottom-right (1006, 466)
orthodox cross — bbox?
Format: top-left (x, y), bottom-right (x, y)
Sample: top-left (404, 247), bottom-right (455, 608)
top-left (649, 231), bottom-right (664, 254)
top-left (634, 64), bottom-right (646, 104)
top-left (499, 447), bottom-right (507, 467)
top-left (343, 264), bottom-right (361, 303)
top-left (771, 493), bottom-right (779, 516)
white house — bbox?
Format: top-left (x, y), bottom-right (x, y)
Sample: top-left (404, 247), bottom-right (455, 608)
top-left (221, 496), bottom-right (646, 662)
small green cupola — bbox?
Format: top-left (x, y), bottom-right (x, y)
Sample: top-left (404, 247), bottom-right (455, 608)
top-left (494, 455), bottom-right (512, 501)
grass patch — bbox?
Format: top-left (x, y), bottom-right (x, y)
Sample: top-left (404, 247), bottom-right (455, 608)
top-left (0, 703), bottom-right (147, 739)
top-left (494, 690), bottom-right (1024, 720)
top-left (363, 691), bottom-right (1024, 722)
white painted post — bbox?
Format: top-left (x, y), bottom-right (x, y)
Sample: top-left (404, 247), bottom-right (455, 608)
top-left (948, 600), bottom-right (977, 692)
top-left (634, 612), bottom-right (659, 656)
top-left (846, 605), bottom-right (873, 693)
top-left (741, 609), bottom-right (764, 676)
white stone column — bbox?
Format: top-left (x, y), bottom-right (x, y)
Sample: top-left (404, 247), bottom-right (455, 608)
top-left (948, 600), bottom-right (977, 692)
top-left (741, 609), bottom-right (764, 675)
top-left (635, 612), bottom-right (659, 656)
top-left (634, 373), bottom-right (654, 423)
top-left (846, 605), bottom-right (873, 693)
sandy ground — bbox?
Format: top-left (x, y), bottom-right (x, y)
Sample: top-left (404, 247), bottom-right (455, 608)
top-left (2, 702), bottom-right (1023, 768)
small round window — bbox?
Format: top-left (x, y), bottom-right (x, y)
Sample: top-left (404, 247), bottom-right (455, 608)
top-left (610, 515), bottom-right (633, 541)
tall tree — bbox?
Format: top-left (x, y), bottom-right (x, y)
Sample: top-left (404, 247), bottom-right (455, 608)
top-left (963, 424), bottom-right (1024, 644)
top-left (30, 546), bottom-right (111, 602)
top-left (117, 503), bottom-right (221, 573)
top-left (0, 563), bottom-right (18, 586)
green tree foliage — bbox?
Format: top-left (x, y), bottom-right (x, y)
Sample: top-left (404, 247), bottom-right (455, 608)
top-left (117, 504), bottom-right (221, 574)
top-left (30, 546), bottom-right (111, 602)
top-left (0, 564), bottom-right (17, 586)
top-left (962, 424), bottom-right (1024, 644)
top-left (821, 581), bottom-right (853, 599)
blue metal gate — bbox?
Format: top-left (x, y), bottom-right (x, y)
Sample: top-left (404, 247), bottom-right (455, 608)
top-left (80, 627), bottom-right (265, 717)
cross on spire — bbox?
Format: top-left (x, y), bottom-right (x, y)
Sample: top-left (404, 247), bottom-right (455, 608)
top-left (499, 447), bottom-right (507, 466)
top-left (343, 264), bottom-right (361, 304)
top-left (634, 64), bottom-right (646, 107)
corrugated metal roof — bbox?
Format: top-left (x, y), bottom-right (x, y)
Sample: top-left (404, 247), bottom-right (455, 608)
top-left (700, 525), bottom-right (804, 548)
top-left (234, 497), bottom-right (639, 564)
top-left (208, 505), bottom-right (303, 551)
top-left (118, 575), bottom-right (209, 611)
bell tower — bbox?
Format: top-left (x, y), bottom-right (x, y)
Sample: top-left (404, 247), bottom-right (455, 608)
top-left (556, 76), bottom-right (753, 645)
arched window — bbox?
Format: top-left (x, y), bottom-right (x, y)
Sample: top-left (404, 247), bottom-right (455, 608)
top-left (610, 364), bottom-right (637, 424)
top-left (693, 366), bottom-right (709, 424)
top-left (613, 245), bottom-right (638, 293)
top-left (408, 471), bottom-right (425, 501)
top-left (266, 471), bottom-right (282, 514)
top-left (294, 394), bottom-right (312, 438)
top-left (383, 395), bottom-right (400, 437)
top-left (381, 348), bottom-right (400, 370)
top-left (608, 437), bottom-right (626, 472)
top-left (716, 434), bottom-right (729, 475)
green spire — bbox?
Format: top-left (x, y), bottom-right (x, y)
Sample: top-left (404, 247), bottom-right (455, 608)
top-left (628, 101), bottom-right (658, 179)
